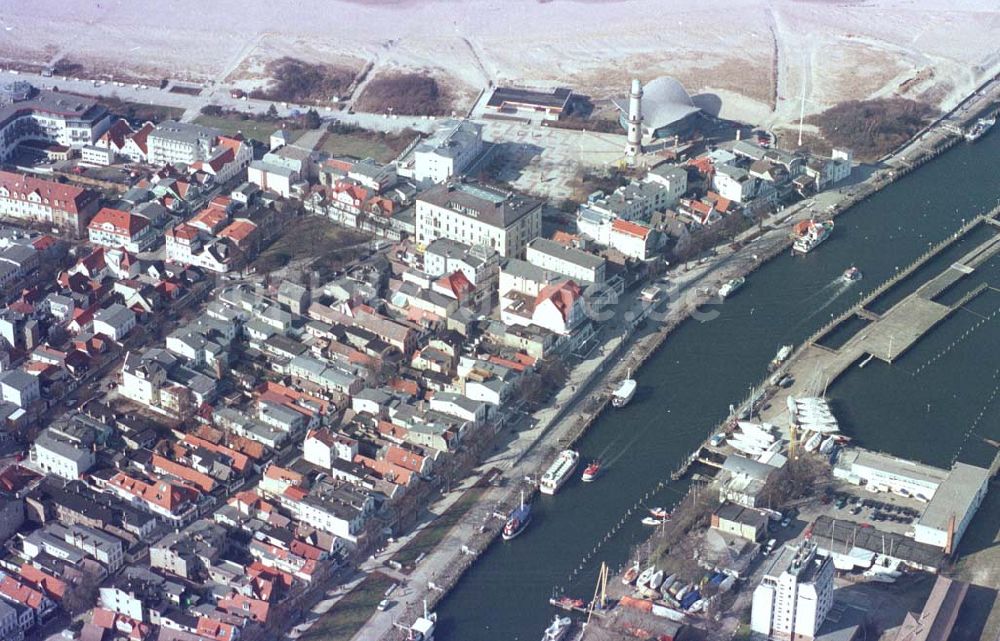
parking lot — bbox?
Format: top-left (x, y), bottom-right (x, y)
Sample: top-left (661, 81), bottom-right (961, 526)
top-left (813, 482), bottom-right (927, 537)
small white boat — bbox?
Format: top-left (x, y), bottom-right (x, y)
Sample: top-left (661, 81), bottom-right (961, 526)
top-left (769, 345), bottom-right (793, 371)
top-left (622, 563), bottom-right (639, 585)
top-left (541, 615), bottom-right (572, 641)
top-left (841, 266), bottom-right (863, 282)
top-left (660, 574), bottom-right (677, 592)
top-left (649, 569), bottom-right (665, 590)
top-left (612, 377), bottom-right (637, 408)
top-left (642, 516), bottom-right (666, 526)
top-left (803, 432), bottom-right (823, 452)
top-left (636, 565), bottom-right (656, 588)
top-left (718, 276), bottom-right (746, 299)
top-left (649, 507), bottom-right (669, 520)
top-left (675, 584), bottom-right (691, 601)
top-left (819, 436), bottom-right (837, 454)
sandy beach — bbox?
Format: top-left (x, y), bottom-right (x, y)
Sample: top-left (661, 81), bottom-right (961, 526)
top-left (1, 0), bottom-right (997, 127)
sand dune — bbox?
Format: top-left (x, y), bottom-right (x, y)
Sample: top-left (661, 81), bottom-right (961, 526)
top-left (1, 0), bottom-right (996, 126)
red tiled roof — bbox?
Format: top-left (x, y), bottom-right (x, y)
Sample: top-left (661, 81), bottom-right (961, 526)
top-left (188, 206), bottom-right (228, 233)
top-left (108, 471), bottom-right (198, 514)
top-left (264, 464), bottom-right (303, 485)
top-left (89, 207), bottom-right (149, 239)
top-left (610, 218), bottom-right (651, 239)
top-left (0, 573), bottom-right (47, 609)
top-left (385, 445), bottom-right (426, 473)
top-left (534, 279), bottom-right (582, 321)
top-left (0, 170), bottom-right (98, 214)
top-left (130, 122), bottom-right (154, 154)
top-left (218, 218), bottom-right (257, 243)
top-left (152, 454), bottom-right (216, 493)
top-left (182, 434), bottom-right (250, 474)
top-left (99, 119), bottom-right (134, 150)
top-left (197, 617), bottom-right (238, 641)
top-left (167, 222), bottom-right (200, 242)
top-left (434, 270), bottom-right (473, 301)
top-left (20, 563), bottom-right (67, 599)
top-left (219, 593), bottom-right (270, 623)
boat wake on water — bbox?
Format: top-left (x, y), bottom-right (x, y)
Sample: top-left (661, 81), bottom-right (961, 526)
top-left (790, 278), bottom-right (853, 330)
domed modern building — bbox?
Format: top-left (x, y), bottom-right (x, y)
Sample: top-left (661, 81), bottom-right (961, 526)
top-left (612, 76), bottom-right (701, 139)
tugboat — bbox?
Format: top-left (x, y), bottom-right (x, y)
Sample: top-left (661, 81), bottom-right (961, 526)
top-left (841, 266), bottom-right (863, 282)
top-left (502, 492), bottom-right (532, 541)
top-left (581, 460), bottom-right (602, 482)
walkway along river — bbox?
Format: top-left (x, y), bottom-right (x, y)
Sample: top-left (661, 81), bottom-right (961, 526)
top-left (434, 128), bottom-right (1000, 640)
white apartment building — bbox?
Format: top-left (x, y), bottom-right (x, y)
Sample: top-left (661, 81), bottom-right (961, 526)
top-left (413, 119), bottom-right (483, 184)
top-left (0, 82), bottom-right (112, 162)
top-left (751, 541), bottom-right (834, 641)
top-left (146, 121), bottom-right (220, 166)
top-left (526, 237), bottom-right (606, 283)
top-left (416, 182), bottom-right (542, 258)
top-left (31, 427), bottom-right (96, 480)
top-left (0, 170), bottom-right (101, 237)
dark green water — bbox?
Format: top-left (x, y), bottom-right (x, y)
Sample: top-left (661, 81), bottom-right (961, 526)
top-left (435, 129), bottom-right (1000, 641)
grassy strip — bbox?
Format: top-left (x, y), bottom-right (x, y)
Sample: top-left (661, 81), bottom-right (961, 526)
top-left (194, 114), bottom-right (302, 144)
top-left (299, 571), bottom-right (395, 641)
top-left (252, 215), bottom-right (369, 273)
top-left (392, 487), bottom-right (487, 568)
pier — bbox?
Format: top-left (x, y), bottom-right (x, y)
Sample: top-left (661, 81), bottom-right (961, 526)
top-left (765, 211), bottom-right (1000, 417)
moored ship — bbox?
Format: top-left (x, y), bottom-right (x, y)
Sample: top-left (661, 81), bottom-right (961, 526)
top-left (718, 276), bottom-right (745, 299)
top-left (540, 450), bottom-right (580, 495)
top-left (502, 492), bottom-right (532, 540)
top-left (612, 377), bottom-right (637, 408)
top-left (541, 615), bottom-right (572, 641)
top-left (768, 345), bottom-right (793, 371)
top-left (792, 220), bottom-right (835, 254)
top-left (965, 116), bottom-right (996, 142)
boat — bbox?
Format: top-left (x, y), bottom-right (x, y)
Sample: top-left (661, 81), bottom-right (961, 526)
top-left (769, 344), bottom-right (793, 371)
top-left (803, 432), bottom-right (824, 453)
top-left (642, 516), bottom-right (666, 526)
top-left (550, 596), bottom-right (585, 610)
top-left (541, 615), bottom-right (572, 641)
top-left (841, 266), bottom-right (863, 282)
top-left (612, 377), bottom-right (637, 408)
top-left (540, 450), bottom-right (579, 495)
top-left (502, 492), bottom-right (533, 541)
top-left (636, 565), bottom-right (656, 588)
top-left (660, 574), bottom-right (677, 593)
top-left (649, 569), bottom-right (665, 590)
top-left (622, 563), bottom-right (639, 585)
top-left (965, 116), bottom-right (996, 142)
top-left (819, 436), bottom-right (837, 455)
top-left (718, 276), bottom-right (746, 299)
top-left (581, 460), bottom-right (602, 482)
top-left (793, 220), bottom-right (835, 254)
top-left (649, 507), bottom-right (669, 520)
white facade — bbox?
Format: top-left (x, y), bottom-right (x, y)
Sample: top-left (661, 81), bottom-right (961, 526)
top-left (713, 166), bottom-right (755, 203)
top-left (0, 600), bottom-right (22, 641)
top-left (81, 145), bottom-right (114, 166)
top-left (92, 304), bottom-right (137, 341)
top-left (146, 121), bottom-right (218, 166)
top-left (415, 183), bottom-right (542, 258)
top-left (0, 85), bottom-right (112, 163)
top-left (751, 542), bottom-right (834, 641)
top-left (248, 160), bottom-right (298, 198)
top-left (609, 219), bottom-right (654, 260)
top-left (526, 238), bottom-right (605, 283)
top-left (31, 429), bottom-right (96, 480)
top-left (413, 120), bottom-right (483, 184)
top-left (0, 370), bottom-right (40, 408)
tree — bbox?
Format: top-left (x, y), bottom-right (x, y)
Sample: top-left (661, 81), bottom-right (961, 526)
top-left (266, 103), bottom-right (278, 119)
top-left (303, 108), bottom-right (321, 129)
top-left (62, 567), bottom-right (103, 616)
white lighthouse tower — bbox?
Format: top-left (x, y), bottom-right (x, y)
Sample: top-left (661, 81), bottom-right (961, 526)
top-left (625, 78), bottom-right (643, 162)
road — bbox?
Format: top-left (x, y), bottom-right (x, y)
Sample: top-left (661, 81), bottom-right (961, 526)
top-left (0, 69), bottom-right (438, 133)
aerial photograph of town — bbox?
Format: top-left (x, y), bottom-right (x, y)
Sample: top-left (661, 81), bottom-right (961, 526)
top-left (0, 0), bottom-right (998, 640)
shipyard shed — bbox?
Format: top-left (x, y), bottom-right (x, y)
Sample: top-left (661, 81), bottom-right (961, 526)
top-left (913, 461), bottom-right (989, 552)
top-left (811, 515), bottom-right (947, 572)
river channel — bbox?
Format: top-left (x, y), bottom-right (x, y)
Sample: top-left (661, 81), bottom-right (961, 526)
top-left (435, 129), bottom-right (1000, 641)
